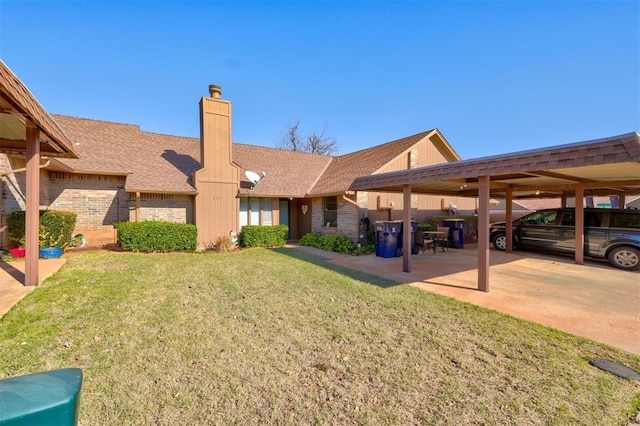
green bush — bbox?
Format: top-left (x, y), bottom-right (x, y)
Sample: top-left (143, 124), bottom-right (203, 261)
top-left (299, 233), bottom-right (323, 248)
top-left (238, 225), bottom-right (288, 248)
top-left (7, 210), bottom-right (77, 249)
top-left (115, 220), bottom-right (197, 252)
top-left (299, 232), bottom-right (358, 255)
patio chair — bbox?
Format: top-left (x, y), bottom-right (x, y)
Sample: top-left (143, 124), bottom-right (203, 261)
top-left (436, 226), bottom-right (450, 252)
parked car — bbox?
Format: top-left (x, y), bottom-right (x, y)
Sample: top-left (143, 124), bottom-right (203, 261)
top-left (490, 208), bottom-right (640, 270)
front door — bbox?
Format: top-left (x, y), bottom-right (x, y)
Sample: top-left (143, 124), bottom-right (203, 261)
top-left (279, 199), bottom-right (290, 240)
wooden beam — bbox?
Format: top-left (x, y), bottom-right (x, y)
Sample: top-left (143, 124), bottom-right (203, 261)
top-left (25, 126), bottom-right (40, 286)
top-left (477, 175), bottom-right (490, 292)
top-left (524, 170), bottom-right (594, 183)
top-left (402, 184), bottom-right (411, 273)
top-left (575, 185), bottom-right (584, 265)
top-left (506, 187), bottom-right (513, 252)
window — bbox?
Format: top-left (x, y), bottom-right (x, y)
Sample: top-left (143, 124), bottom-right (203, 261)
top-left (523, 210), bottom-right (558, 226)
top-left (239, 197), bottom-right (274, 228)
top-left (324, 196), bottom-right (337, 227)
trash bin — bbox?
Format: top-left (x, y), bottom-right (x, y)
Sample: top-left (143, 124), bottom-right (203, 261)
top-left (374, 221), bottom-right (400, 258)
top-left (396, 221), bottom-right (419, 256)
top-left (442, 218), bottom-right (466, 248)
top-left (0, 368), bottom-right (83, 426)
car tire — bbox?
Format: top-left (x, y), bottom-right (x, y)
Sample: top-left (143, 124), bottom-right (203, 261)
top-left (607, 246), bottom-right (640, 270)
top-left (492, 233), bottom-right (507, 251)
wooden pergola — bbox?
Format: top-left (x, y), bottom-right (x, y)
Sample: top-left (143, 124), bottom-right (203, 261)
top-left (350, 132), bottom-right (640, 292)
top-left (0, 61), bottom-right (78, 286)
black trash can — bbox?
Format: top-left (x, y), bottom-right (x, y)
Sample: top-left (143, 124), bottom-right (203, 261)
top-left (375, 221), bottom-right (400, 258)
top-left (396, 221), bottom-right (419, 256)
top-left (442, 218), bottom-right (466, 248)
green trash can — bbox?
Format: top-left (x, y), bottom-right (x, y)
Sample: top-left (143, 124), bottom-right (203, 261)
top-left (0, 368), bottom-right (83, 425)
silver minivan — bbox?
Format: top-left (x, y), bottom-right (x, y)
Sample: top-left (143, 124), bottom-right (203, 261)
top-left (490, 208), bottom-right (640, 270)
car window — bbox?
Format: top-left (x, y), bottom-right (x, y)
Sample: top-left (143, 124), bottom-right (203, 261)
top-left (523, 210), bottom-right (558, 226)
top-left (585, 211), bottom-right (604, 228)
top-left (561, 211), bottom-right (575, 226)
top-left (610, 212), bottom-right (640, 229)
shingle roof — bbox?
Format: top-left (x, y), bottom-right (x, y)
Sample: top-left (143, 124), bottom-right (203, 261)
top-left (50, 115), bottom-right (332, 196)
top-left (309, 131), bottom-right (435, 196)
top-left (48, 115), bottom-right (454, 197)
top-left (0, 61), bottom-right (78, 158)
top-left (52, 115), bottom-right (200, 193)
top-left (233, 144), bottom-right (332, 197)
top-left (350, 132), bottom-right (640, 199)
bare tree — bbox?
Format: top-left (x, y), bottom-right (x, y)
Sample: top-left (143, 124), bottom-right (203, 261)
top-left (275, 120), bottom-right (339, 155)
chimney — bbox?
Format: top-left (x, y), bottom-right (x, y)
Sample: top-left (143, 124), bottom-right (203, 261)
top-left (195, 83), bottom-right (240, 249)
top-left (209, 84), bottom-right (222, 99)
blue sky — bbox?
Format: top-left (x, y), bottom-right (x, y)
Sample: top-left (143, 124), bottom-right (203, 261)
top-left (0, 0), bottom-right (638, 159)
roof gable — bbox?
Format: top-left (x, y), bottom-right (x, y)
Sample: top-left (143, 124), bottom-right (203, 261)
top-left (310, 130), bottom-right (443, 196)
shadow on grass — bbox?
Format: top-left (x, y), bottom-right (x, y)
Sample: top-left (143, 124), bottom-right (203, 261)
top-left (271, 246), bottom-right (402, 289)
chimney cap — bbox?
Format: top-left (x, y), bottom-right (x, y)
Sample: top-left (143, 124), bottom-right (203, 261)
top-left (209, 84), bottom-right (222, 98)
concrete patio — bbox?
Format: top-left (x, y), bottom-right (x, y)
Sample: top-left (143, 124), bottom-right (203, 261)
top-left (0, 258), bottom-right (66, 317)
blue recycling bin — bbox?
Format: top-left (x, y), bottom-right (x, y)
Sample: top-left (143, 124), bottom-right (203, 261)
top-left (442, 219), bottom-right (466, 248)
top-left (375, 221), bottom-right (400, 258)
top-left (396, 221), bottom-right (419, 256)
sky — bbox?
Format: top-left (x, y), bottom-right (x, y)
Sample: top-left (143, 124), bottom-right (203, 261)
top-left (0, 0), bottom-right (638, 160)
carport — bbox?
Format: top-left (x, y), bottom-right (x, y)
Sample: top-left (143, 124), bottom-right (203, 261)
top-left (0, 60), bottom-right (78, 286)
top-left (349, 132), bottom-right (640, 292)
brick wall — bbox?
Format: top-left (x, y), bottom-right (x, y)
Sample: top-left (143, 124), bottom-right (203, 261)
top-left (310, 195), bottom-right (360, 240)
top-left (133, 193), bottom-right (193, 223)
top-left (0, 155), bottom-right (195, 247)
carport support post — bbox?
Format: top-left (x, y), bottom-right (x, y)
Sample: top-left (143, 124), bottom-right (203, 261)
top-left (25, 127), bottom-right (40, 286)
top-left (506, 187), bottom-right (513, 252)
top-left (477, 175), bottom-right (490, 292)
top-left (575, 185), bottom-right (584, 265)
top-left (402, 184), bottom-right (412, 273)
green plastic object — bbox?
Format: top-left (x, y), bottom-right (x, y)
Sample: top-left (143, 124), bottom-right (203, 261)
top-left (0, 368), bottom-right (83, 425)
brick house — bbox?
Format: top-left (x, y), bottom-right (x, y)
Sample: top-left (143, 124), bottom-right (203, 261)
top-left (0, 85), bottom-right (475, 248)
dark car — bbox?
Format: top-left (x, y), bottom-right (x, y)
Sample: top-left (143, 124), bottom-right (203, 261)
top-left (490, 208), bottom-right (640, 270)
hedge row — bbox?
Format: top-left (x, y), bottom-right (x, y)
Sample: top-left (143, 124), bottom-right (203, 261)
top-left (115, 220), bottom-right (197, 252)
top-left (7, 210), bottom-right (77, 249)
top-left (239, 225), bottom-right (288, 248)
top-left (299, 233), bottom-right (362, 255)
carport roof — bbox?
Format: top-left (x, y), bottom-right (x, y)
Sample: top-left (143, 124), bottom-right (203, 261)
top-left (0, 60), bottom-right (78, 158)
top-left (349, 132), bottom-right (640, 199)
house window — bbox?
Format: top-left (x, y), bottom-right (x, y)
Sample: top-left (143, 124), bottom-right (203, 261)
top-left (239, 197), bottom-right (274, 228)
top-left (324, 196), bottom-right (337, 227)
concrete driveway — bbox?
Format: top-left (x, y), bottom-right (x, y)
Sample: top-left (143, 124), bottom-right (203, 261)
top-left (295, 244), bottom-right (640, 355)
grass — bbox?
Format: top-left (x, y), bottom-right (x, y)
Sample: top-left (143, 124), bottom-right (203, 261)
top-left (1, 248), bottom-right (639, 425)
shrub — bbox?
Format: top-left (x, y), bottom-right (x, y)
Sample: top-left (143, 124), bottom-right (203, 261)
top-left (115, 220), bottom-right (197, 252)
top-left (299, 233), bottom-right (358, 255)
top-left (208, 235), bottom-right (236, 253)
top-left (238, 225), bottom-right (288, 248)
top-left (7, 210), bottom-right (77, 249)
top-left (353, 243), bottom-right (375, 255)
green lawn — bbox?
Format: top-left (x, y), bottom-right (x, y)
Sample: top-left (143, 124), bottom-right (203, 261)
top-left (1, 248), bottom-right (639, 425)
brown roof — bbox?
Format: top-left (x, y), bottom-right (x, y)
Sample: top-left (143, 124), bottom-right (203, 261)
top-left (46, 116), bottom-right (467, 197)
top-left (0, 60), bottom-right (78, 158)
top-left (50, 115), bottom-right (332, 196)
top-left (350, 132), bottom-right (640, 199)
top-left (234, 144), bottom-right (332, 197)
top-left (51, 115), bottom-right (200, 194)
top-left (310, 130), bottom-right (437, 196)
